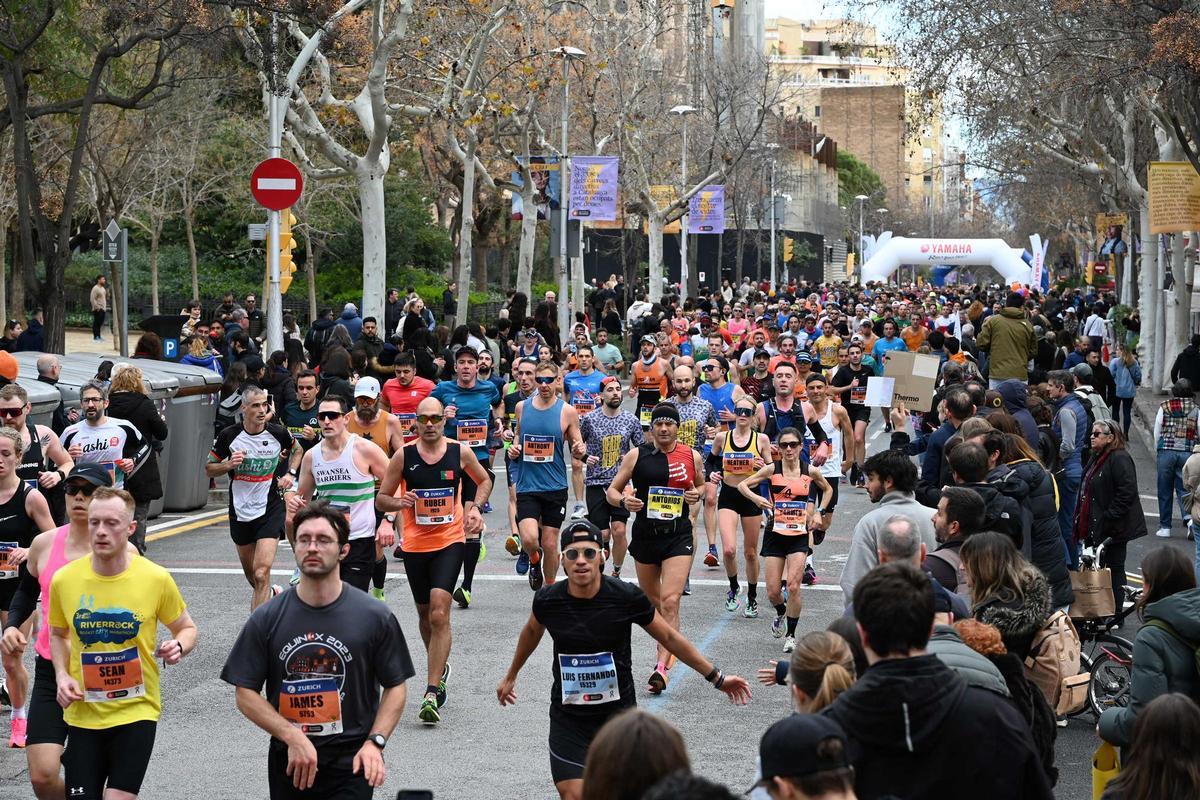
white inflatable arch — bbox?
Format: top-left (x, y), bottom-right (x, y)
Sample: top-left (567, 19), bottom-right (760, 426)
top-left (860, 235), bottom-right (1033, 285)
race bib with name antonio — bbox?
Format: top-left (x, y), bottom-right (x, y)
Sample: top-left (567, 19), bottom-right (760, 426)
top-left (523, 434), bottom-right (555, 463)
top-left (82, 646), bottom-right (145, 703)
top-left (279, 677), bottom-right (343, 736)
top-left (646, 486), bottom-right (684, 520)
top-left (638, 406), bottom-right (653, 426)
top-left (559, 652), bottom-right (619, 706)
top-left (414, 487), bottom-right (456, 525)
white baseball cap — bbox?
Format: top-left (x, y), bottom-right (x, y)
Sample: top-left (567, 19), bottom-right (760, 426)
top-left (354, 377), bottom-right (381, 399)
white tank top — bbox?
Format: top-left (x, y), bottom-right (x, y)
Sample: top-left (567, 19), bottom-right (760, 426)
top-left (311, 434), bottom-right (376, 540)
top-left (814, 402), bottom-right (843, 478)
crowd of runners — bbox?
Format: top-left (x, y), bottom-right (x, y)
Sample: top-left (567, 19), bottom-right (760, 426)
top-left (1, 279), bottom-right (1198, 800)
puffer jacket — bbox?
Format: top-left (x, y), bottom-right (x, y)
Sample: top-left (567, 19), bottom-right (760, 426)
top-left (1000, 459), bottom-right (1074, 609)
top-left (926, 626), bottom-right (1010, 698)
top-left (1099, 588), bottom-right (1200, 747)
top-left (976, 307), bottom-right (1036, 382)
top-left (996, 379), bottom-right (1039, 447)
top-left (974, 569), bottom-right (1052, 660)
top-left (1181, 445), bottom-right (1200, 523)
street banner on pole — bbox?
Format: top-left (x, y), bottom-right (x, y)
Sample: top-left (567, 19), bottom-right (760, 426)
top-left (688, 185), bottom-right (725, 234)
top-left (569, 156), bottom-right (619, 221)
top-left (511, 156), bottom-right (560, 220)
top-left (646, 185), bottom-right (680, 234)
top-left (1148, 162), bottom-right (1200, 234)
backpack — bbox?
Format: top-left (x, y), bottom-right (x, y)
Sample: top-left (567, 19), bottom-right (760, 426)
top-left (925, 547), bottom-right (969, 596)
top-left (1024, 610), bottom-right (1088, 715)
top-left (1144, 618), bottom-right (1200, 697)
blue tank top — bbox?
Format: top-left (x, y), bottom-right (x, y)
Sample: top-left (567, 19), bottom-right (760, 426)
top-left (699, 381), bottom-right (737, 457)
top-left (517, 397), bottom-right (567, 493)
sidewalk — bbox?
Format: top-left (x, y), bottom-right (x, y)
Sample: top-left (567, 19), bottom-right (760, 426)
top-left (63, 327), bottom-right (121, 357)
top-left (1132, 386), bottom-right (1167, 455)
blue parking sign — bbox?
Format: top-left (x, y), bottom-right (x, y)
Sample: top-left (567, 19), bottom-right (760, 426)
top-left (163, 337), bottom-right (178, 359)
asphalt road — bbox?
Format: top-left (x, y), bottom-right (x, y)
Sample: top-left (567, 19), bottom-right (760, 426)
top-left (0, 409), bottom-right (1178, 800)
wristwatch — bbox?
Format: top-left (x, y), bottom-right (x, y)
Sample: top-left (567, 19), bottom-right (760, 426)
top-left (367, 733), bottom-right (387, 750)
top-left (384, 514), bottom-right (396, 523)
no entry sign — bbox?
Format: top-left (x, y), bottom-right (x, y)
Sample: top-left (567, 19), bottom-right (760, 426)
top-left (250, 158), bottom-right (303, 210)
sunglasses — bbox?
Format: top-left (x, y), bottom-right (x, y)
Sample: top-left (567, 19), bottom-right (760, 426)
top-left (316, 411), bottom-right (346, 421)
top-left (779, 441), bottom-right (802, 449)
top-left (565, 547), bottom-right (601, 561)
top-left (65, 482), bottom-right (98, 496)
top-left (0, 407), bottom-right (22, 418)
top-left (734, 407), bottom-right (755, 417)
top-left (702, 364), bottom-right (720, 371)
top-left (1090, 430), bottom-right (1109, 438)
top-left (535, 376), bottom-right (556, 385)
top-left (417, 414), bottom-right (444, 425)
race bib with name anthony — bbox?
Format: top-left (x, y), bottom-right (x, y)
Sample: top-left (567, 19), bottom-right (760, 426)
top-left (523, 434), bottom-right (555, 463)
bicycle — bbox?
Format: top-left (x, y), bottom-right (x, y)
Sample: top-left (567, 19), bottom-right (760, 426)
top-left (1069, 540), bottom-right (1139, 718)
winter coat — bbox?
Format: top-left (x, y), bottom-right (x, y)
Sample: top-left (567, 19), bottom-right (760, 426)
top-left (821, 655), bottom-right (1054, 800)
top-left (1170, 344), bottom-right (1200, 391)
top-left (976, 307), bottom-right (1036, 382)
top-left (181, 351), bottom-right (223, 377)
top-left (926, 626), bottom-right (1010, 698)
top-left (989, 651), bottom-right (1058, 787)
top-left (1076, 449), bottom-right (1148, 547)
top-left (1182, 446), bottom-right (1200, 523)
top-left (960, 479), bottom-right (1028, 551)
top-left (106, 391), bottom-right (168, 503)
top-left (974, 569), bottom-right (1052, 660)
top-left (1001, 459), bottom-right (1074, 609)
top-left (304, 317), bottom-right (338, 367)
top-left (338, 309), bottom-right (362, 342)
top-left (14, 319), bottom-right (44, 353)
top-left (840, 491), bottom-right (937, 604)
top-left (996, 379), bottom-right (1039, 447)
top-left (1099, 588), bottom-right (1200, 747)
top-left (1109, 358), bottom-right (1141, 399)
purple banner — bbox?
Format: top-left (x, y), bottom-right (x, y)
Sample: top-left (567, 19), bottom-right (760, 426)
top-left (688, 185), bottom-right (725, 234)
top-left (568, 156), bottom-right (619, 221)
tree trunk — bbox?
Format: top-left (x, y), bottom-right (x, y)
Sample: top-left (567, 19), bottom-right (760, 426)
top-left (455, 139), bottom-right (477, 325)
top-left (472, 243), bottom-right (488, 300)
top-left (306, 232), bottom-right (318, 322)
top-left (735, 226), bottom-right (745, 285)
top-left (10, 244), bottom-right (26, 322)
top-left (0, 215), bottom-right (8, 327)
top-left (184, 209), bottom-right (199, 301)
top-left (149, 218), bottom-right (162, 315)
top-left (516, 179), bottom-right (537, 301)
top-left (1165, 231), bottom-right (1191, 376)
top-left (358, 164), bottom-right (388, 325)
top-left (647, 211), bottom-right (664, 302)
top-left (41, 254), bottom-right (66, 356)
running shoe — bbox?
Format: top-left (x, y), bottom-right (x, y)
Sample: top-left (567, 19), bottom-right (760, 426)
top-left (477, 542), bottom-right (487, 563)
top-left (289, 568), bottom-right (301, 586)
top-left (371, 587), bottom-right (386, 602)
top-left (481, 502), bottom-right (493, 514)
top-left (452, 586), bottom-right (471, 608)
top-left (528, 551), bottom-right (544, 590)
top-left (571, 503), bottom-right (586, 519)
top-left (648, 663), bottom-right (669, 695)
top-left (438, 664), bottom-right (451, 708)
top-left (802, 563), bottom-right (818, 586)
top-left (783, 635), bottom-right (796, 654)
top-left (724, 589), bottom-right (740, 612)
top-left (505, 534), bottom-right (521, 556)
top-left (9, 717), bottom-right (25, 748)
top-left (703, 545), bottom-right (719, 567)
top-left (771, 614), bottom-right (785, 639)
top-left (682, 578), bottom-right (691, 596)
top-left (744, 599), bottom-right (759, 618)
top-left (515, 551), bottom-right (530, 575)
top-left (418, 694), bottom-right (441, 724)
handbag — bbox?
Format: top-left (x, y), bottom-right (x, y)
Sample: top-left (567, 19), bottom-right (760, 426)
top-left (1092, 741), bottom-right (1120, 800)
top-left (1069, 566), bottom-right (1116, 619)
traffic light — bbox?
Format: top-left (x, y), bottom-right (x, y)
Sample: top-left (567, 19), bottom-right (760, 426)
top-left (275, 209), bottom-right (297, 294)
top-left (782, 236), bottom-right (794, 263)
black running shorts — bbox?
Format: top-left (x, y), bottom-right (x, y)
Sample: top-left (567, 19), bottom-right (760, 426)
top-left (63, 720), bottom-right (157, 798)
top-left (401, 542), bottom-right (466, 605)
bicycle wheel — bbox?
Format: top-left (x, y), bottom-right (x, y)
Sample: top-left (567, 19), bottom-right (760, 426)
top-left (1089, 649), bottom-right (1133, 717)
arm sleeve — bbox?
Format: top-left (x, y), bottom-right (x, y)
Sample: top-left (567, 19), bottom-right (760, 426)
top-left (372, 610), bottom-right (416, 688)
top-left (4, 565), bottom-right (39, 630)
top-left (976, 319), bottom-right (991, 351)
top-left (143, 399), bottom-right (169, 441)
top-left (121, 423), bottom-right (152, 475)
top-left (1153, 408), bottom-right (1163, 442)
top-left (840, 521), bottom-right (878, 606)
top-left (805, 414), bottom-right (828, 446)
top-left (219, 613), bottom-right (270, 690)
top-left (210, 427), bottom-right (233, 462)
top-left (1101, 456), bottom-right (1138, 524)
top-left (1058, 410), bottom-right (1077, 459)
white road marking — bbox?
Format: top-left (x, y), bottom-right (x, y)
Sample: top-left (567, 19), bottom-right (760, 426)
top-left (147, 509), bottom-right (227, 533)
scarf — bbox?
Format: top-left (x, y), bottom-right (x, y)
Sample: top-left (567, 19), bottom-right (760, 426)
top-left (1074, 448), bottom-right (1112, 545)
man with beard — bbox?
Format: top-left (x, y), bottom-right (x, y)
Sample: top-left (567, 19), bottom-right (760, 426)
top-left (926, 486), bottom-right (986, 606)
top-left (579, 376), bottom-right (643, 577)
top-left (380, 353), bottom-right (436, 443)
top-left (502, 359), bottom-right (537, 559)
top-left (564, 345), bottom-right (607, 516)
top-left (59, 381), bottom-right (150, 492)
top-left (630, 335), bottom-right (670, 429)
top-left (829, 342), bottom-right (873, 487)
top-left (668, 365), bottom-right (718, 550)
top-left (347, 377), bottom-right (405, 601)
top-left (752, 363), bottom-right (829, 468)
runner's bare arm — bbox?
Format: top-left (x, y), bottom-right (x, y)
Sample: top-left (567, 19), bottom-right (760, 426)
top-left (737, 463), bottom-right (775, 505)
top-left (605, 449), bottom-right (640, 510)
top-left (809, 468), bottom-right (833, 520)
top-left (376, 447), bottom-right (406, 513)
top-left (354, 683), bottom-right (406, 787)
top-left (38, 426), bottom-right (74, 480)
top-left (157, 609), bottom-right (197, 663)
top-left (385, 415), bottom-right (405, 454)
top-left (460, 447), bottom-right (492, 509)
top-left (563, 405), bottom-right (586, 459)
top-left (26, 489), bottom-right (54, 535)
top-left (508, 401), bottom-right (525, 458)
top-left (497, 613), bottom-right (546, 706)
top-left (51, 625), bottom-right (83, 707)
top-left (235, 687), bottom-right (320, 789)
top-left (683, 450), bottom-right (705, 504)
top-left (835, 406), bottom-right (854, 473)
top-left (641, 612), bottom-right (751, 704)
top-left (286, 450), bottom-right (317, 518)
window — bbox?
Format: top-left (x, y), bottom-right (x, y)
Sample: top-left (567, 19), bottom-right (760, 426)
top-left (813, 105), bottom-right (821, 118)
top-left (922, 147), bottom-right (933, 163)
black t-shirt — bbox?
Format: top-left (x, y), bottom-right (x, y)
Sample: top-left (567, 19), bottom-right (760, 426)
top-left (280, 402), bottom-right (320, 452)
top-left (532, 577), bottom-right (655, 723)
top-left (831, 364), bottom-right (871, 410)
top-left (221, 585), bottom-right (414, 747)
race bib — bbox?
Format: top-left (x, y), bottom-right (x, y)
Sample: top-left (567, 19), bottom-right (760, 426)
top-left (646, 486), bottom-right (684, 520)
top-left (639, 405), bottom-right (653, 426)
top-left (395, 413), bottom-right (417, 439)
top-left (559, 652), bottom-right (619, 706)
top-left (279, 677), bottom-right (343, 736)
top-left (456, 419), bottom-right (488, 448)
top-left (81, 646), bottom-right (145, 703)
top-left (572, 394), bottom-right (597, 416)
top-left (850, 386), bottom-right (867, 405)
top-left (0, 542), bottom-right (17, 579)
top-left (722, 451), bottom-right (755, 475)
top-left (414, 487), bottom-right (456, 525)
top-left (774, 500), bottom-right (808, 533)
top-left (523, 434), bottom-right (555, 463)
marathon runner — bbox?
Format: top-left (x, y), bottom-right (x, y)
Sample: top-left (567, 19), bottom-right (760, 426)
top-left (629, 335), bottom-right (670, 429)
top-left (563, 345), bottom-right (605, 516)
top-left (828, 342), bottom-right (872, 487)
top-left (802, 373), bottom-right (852, 583)
top-left (280, 370), bottom-right (322, 454)
top-left (431, 346), bottom-right (501, 600)
top-left (0, 384), bottom-right (74, 525)
top-left (379, 352), bottom-right (436, 442)
top-left (740, 347), bottom-right (775, 402)
top-left (606, 403), bottom-right (706, 693)
top-left (710, 395), bottom-right (771, 616)
top-left (0, 426), bottom-right (55, 748)
top-left (0, 464), bottom-right (118, 796)
top-left (752, 362), bottom-right (830, 467)
top-left (287, 395), bottom-right (392, 593)
top-left (737, 426), bottom-right (831, 653)
top-left (377, 396), bottom-right (490, 722)
top-left (346, 377), bottom-right (405, 601)
top-left (578, 376), bottom-right (642, 578)
top-left (591, 329), bottom-right (624, 374)
top-left (496, 518), bottom-right (750, 800)
top-left (49, 487), bottom-right (196, 800)
top-left (510, 361), bottom-right (587, 590)
top-left (698, 356), bottom-right (746, 568)
top-left (60, 380), bottom-right (150, 490)
top-left (209, 386), bottom-right (302, 609)
top-left (222, 501), bottom-right (414, 799)
top-left (501, 359), bottom-right (536, 559)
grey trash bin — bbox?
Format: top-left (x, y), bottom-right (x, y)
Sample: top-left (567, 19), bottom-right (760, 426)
top-left (15, 377), bottom-right (62, 431)
top-left (12, 352), bottom-right (91, 428)
top-left (142, 360), bottom-right (222, 511)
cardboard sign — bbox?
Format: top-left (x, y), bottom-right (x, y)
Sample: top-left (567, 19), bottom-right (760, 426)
top-left (864, 377), bottom-right (895, 407)
top-left (881, 351), bottom-right (940, 410)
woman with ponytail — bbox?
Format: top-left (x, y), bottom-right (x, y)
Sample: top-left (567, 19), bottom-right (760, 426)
top-left (755, 630), bottom-right (857, 712)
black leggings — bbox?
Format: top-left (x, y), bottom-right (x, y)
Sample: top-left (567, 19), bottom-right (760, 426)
top-left (1100, 540), bottom-right (1128, 612)
top-left (402, 542), bottom-right (466, 604)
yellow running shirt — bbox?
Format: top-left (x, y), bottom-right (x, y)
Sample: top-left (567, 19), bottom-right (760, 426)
top-left (49, 555), bottom-right (187, 729)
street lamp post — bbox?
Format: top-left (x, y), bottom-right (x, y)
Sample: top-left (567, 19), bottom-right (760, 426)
top-left (854, 194), bottom-right (868, 285)
top-left (767, 143), bottom-right (780, 290)
top-left (670, 105), bottom-right (698, 296)
top-left (554, 45), bottom-right (586, 336)
top-left (875, 207), bottom-right (889, 283)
